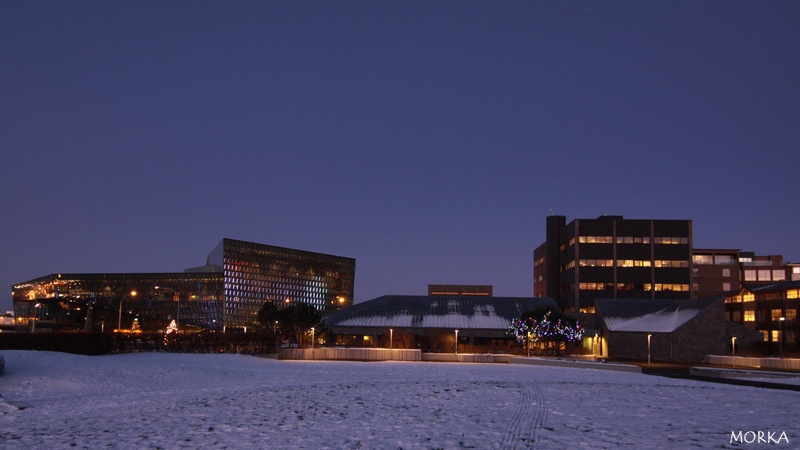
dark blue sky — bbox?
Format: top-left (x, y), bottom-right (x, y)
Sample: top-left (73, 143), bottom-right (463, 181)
top-left (2, 1), bottom-right (799, 312)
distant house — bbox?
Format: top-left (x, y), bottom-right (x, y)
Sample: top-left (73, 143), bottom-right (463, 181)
top-left (321, 295), bottom-right (558, 351)
top-left (595, 297), bottom-right (761, 363)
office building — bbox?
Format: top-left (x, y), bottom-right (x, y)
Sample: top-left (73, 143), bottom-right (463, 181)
top-left (693, 249), bottom-right (796, 298)
top-left (534, 215), bottom-right (693, 313)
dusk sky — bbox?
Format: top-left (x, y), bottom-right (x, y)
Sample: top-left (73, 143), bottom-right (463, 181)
top-left (2, 1), bottom-right (799, 313)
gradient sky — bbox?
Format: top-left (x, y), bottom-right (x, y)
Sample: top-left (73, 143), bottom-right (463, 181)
top-left (2, 1), bottom-right (799, 313)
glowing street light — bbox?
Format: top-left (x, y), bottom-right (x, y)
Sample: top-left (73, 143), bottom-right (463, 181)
top-left (732, 336), bottom-right (737, 367)
top-left (31, 302), bottom-right (41, 333)
top-left (455, 329), bottom-right (459, 356)
top-left (389, 328), bottom-right (393, 360)
top-left (647, 334), bottom-right (652, 365)
top-left (779, 317), bottom-right (786, 356)
top-left (117, 291), bottom-right (137, 332)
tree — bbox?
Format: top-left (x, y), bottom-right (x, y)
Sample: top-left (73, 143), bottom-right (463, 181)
top-left (508, 307), bottom-right (583, 355)
top-left (257, 302), bottom-right (321, 347)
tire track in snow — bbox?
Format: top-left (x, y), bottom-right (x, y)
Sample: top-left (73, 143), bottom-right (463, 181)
top-left (500, 384), bottom-right (547, 449)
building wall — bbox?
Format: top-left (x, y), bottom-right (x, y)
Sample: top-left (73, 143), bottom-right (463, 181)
top-left (536, 215), bottom-right (692, 313)
top-left (725, 284), bottom-right (799, 348)
top-left (12, 272), bottom-right (224, 331)
top-left (605, 302), bottom-right (727, 363)
top-left (214, 238), bottom-right (355, 329)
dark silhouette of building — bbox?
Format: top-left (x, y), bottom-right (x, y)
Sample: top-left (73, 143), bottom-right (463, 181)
top-left (427, 284), bottom-right (492, 296)
top-left (534, 215), bottom-right (692, 313)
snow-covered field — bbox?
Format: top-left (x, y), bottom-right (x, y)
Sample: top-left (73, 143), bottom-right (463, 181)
top-left (0, 351), bottom-right (797, 449)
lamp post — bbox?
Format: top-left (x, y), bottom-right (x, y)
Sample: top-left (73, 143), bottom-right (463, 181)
top-left (311, 327), bottom-right (315, 359)
top-left (117, 291), bottom-right (137, 331)
top-left (31, 302), bottom-right (41, 333)
top-left (155, 286), bottom-right (178, 332)
top-left (779, 317), bottom-right (786, 356)
top-left (455, 329), bottom-right (459, 356)
top-left (732, 336), bottom-right (737, 367)
top-left (389, 328), bottom-right (393, 360)
top-left (527, 331), bottom-right (532, 357)
top-left (647, 334), bottom-right (652, 365)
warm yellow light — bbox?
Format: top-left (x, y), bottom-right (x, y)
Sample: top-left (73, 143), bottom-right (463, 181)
top-left (131, 291), bottom-right (137, 297)
top-left (337, 296), bottom-right (345, 304)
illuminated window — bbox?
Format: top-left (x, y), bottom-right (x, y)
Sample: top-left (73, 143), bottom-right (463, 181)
top-left (761, 330), bottom-right (769, 341)
top-left (693, 255), bottom-right (713, 265)
top-left (744, 311), bottom-right (755, 322)
top-left (722, 283), bottom-right (731, 291)
top-left (787, 290), bottom-right (799, 299)
top-left (771, 330), bottom-right (781, 342)
top-left (743, 293), bottom-right (754, 302)
top-left (744, 270), bottom-right (757, 281)
top-left (786, 309), bottom-right (797, 321)
top-left (773, 270), bottom-right (786, 281)
top-left (722, 268), bottom-right (731, 277)
top-left (758, 270), bottom-right (771, 281)
top-left (772, 309), bottom-right (783, 321)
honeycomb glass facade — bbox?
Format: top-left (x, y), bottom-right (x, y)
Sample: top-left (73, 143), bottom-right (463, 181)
top-left (210, 239), bottom-right (355, 329)
top-left (12, 238), bottom-right (356, 332)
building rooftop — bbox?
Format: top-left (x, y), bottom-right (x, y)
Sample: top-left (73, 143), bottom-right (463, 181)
top-left (596, 297), bottom-right (722, 333)
top-left (322, 295), bottom-right (558, 330)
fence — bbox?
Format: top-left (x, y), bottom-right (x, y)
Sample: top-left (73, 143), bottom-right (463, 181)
top-left (278, 347), bottom-right (421, 361)
top-left (704, 355), bottom-right (800, 371)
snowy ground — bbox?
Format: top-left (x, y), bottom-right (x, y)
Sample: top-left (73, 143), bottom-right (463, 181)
top-left (0, 351), bottom-right (797, 449)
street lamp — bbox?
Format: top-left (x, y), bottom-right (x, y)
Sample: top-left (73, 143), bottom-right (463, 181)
top-left (117, 291), bottom-right (137, 331)
top-left (389, 328), bottom-right (393, 360)
top-left (779, 317), bottom-right (786, 356)
top-left (455, 329), bottom-right (459, 356)
top-left (155, 286), bottom-right (178, 331)
top-left (732, 336), bottom-right (737, 367)
top-left (311, 327), bottom-right (315, 358)
top-left (31, 302), bottom-right (41, 333)
top-left (527, 331), bottom-right (532, 357)
top-left (647, 334), bottom-right (652, 365)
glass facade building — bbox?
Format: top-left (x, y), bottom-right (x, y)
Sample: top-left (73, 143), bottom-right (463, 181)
top-left (12, 238), bottom-right (355, 332)
top-left (12, 271), bottom-right (224, 332)
top-left (210, 238), bottom-right (355, 329)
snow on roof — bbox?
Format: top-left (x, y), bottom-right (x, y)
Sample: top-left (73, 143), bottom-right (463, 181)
top-left (596, 297), bottom-right (722, 333)
top-left (322, 295), bottom-right (559, 330)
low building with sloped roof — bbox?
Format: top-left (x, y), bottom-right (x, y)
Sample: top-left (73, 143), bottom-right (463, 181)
top-left (321, 295), bottom-right (558, 352)
top-left (595, 297), bottom-right (761, 362)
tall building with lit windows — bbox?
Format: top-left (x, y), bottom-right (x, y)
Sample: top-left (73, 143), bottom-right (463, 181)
top-left (692, 249), bottom-right (796, 298)
top-left (209, 238), bottom-right (355, 328)
top-left (534, 215), bottom-right (693, 313)
top-left (12, 238), bottom-right (355, 332)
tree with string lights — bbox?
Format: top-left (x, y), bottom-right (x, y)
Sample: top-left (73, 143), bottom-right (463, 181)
top-left (508, 307), bottom-right (583, 355)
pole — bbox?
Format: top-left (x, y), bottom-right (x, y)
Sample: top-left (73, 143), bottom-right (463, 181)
top-left (647, 334), bottom-right (652, 365)
top-left (118, 291), bottom-right (137, 331)
top-left (455, 329), bottom-right (459, 356)
top-left (779, 317), bottom-right (785, 356)
top-left (732, 336), bottom-right (737, 367)
top-left (389, 328), bottom-right (393, 360)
